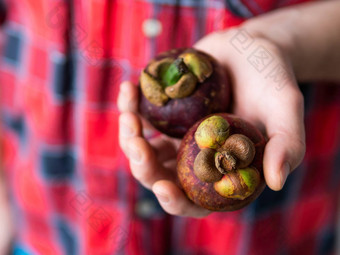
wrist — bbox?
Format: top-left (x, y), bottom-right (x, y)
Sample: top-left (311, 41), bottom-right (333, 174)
top-left (238, 1), bottom-right (340, 82)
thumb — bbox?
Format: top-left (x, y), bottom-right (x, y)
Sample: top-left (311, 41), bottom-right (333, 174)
top-left (263, 131), bottom-right (306, 191)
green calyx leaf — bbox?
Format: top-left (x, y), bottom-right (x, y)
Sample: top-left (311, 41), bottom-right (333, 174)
top-left (160, 58), bottom-right (188, 88)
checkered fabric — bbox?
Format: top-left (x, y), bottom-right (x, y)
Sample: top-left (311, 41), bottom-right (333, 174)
top-left (0, 0), bottom-right (339, 254)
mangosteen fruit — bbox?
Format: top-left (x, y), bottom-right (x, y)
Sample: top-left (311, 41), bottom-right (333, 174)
top-left (177, 114), bottom-right (266, 211)
top-left (139, 48), bottom-right (230, 138)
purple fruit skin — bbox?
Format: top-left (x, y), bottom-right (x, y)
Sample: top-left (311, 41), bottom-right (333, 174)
top-left (177, 113), bottom-right (266, 211)
top-left (139, 48), bottom-right (230, 138)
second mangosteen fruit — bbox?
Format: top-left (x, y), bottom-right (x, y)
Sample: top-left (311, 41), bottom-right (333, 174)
top-left (139, 48), bottom-right (230, 138)
top-left (177, 113), bottom-right (266, 211)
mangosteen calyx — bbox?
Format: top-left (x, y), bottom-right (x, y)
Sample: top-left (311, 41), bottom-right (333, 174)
top-left (140, 50), bottom-right (213, 106)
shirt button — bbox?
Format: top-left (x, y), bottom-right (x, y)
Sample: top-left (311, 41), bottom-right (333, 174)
top-left (135, 199), bottom-right (158, 218)
top-left (142, 19), bottom-right (162, 38)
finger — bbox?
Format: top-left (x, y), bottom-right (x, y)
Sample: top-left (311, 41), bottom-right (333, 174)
top-left (148, 137), bottom-right (179, 163)
top-left (119, 112), bottom-right (142, 155)
top-left (152, 180), bottom-right (211, 218)
top-left (263, 130), bottom-right (306, 191)
top-left (119, 112), bottom-right (179, 162)
top-left (127, 137), bottom-right (175, 189)
top-left (118, 81), bottom-right (139, 113)
top-left (118, 81), bottom-right (159, 134)
top-left (263, 89), bottom-right (306, 191)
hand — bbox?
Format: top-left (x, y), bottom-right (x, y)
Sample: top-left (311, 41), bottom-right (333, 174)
top-left (118, 28), bottom-right (306, 217)
top-left (118, 81), bottom-right (211, 217)
top-left (194, 28), bottom-right (306, 191)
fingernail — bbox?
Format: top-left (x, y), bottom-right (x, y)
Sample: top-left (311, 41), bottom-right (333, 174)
top-left (280, 162), bottom-right (290, 188)
top-left (128, 144), bottom-right (142, 163)
top-left (120, 122), bottom-right (135, 137)
top-left (155, 191), bottom-right (170, 204)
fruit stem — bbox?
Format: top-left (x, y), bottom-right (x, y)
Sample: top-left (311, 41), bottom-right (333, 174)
top-left (161, 58), bottom-right (188, 88)
top-left (215, 151), bottom-right (237, 174)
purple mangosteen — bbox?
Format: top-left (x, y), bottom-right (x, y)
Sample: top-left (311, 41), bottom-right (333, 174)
top-left (138, 48), bottom-right (230, 138)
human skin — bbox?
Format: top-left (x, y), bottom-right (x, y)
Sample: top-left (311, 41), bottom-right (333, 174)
top-left (0, 172), bottom-right (14, 254)
top-left (118, 0), bottom-right (340, 217)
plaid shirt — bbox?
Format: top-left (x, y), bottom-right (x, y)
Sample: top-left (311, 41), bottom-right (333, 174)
top-left (0, 0), bottom-right (339, 254)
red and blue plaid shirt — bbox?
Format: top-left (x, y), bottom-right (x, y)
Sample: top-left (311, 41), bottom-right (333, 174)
top-left (0, 0), bottom-right (340, 254)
